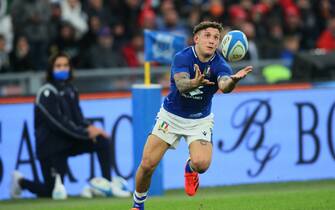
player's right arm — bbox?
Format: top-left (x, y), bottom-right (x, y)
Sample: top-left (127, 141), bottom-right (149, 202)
top-left (174, 64), bottom-right (214, 93)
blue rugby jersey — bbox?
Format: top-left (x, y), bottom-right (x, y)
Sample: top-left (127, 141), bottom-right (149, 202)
top-left (163, 46), bottom-right (233, 119)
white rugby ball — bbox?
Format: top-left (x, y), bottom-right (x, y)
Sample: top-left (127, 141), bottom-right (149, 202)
top-left (221, 30), bottom-right (248, 62)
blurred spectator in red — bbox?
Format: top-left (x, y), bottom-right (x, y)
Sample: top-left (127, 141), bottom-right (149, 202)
top-left (85, 26), bottom-right (126, 68)
top-left (139, 8), bottom-right (156, 30)
top-left (283, 5), bottom-right (302, 36)
top-left (316, 16), bottom-right (335, 52)
top-left (228, 5), bottom-right (248, 29)
top-left (122, 31), bottom-right (144, 67)
top-left (10, 36), bottom-right (35, 71)
top-left (61, 0), bottom-right (88, 39)
top-left (0, 34), bottom-right (10, 72)
top-left (251, 3), bottom-right (270, 39)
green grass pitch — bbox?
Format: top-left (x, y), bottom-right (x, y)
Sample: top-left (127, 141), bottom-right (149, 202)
top-left (1, 179), bottom-right (334, 210)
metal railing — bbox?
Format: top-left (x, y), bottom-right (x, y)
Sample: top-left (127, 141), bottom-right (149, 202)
top-left (0, 59), bottom-right (292, 96)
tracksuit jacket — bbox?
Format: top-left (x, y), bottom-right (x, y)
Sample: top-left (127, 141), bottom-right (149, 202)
top-left (34, 81), bottom-right (91, 159)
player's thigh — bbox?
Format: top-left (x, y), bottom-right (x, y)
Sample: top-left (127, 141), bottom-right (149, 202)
top-left (189, 140), bottom-right (213, 165)
top-left (141, 134), bottom-right (170, 169)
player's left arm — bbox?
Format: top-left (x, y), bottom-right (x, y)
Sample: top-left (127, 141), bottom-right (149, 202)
top-left (174, 64), bottom-right (215, 93)
top-left (218, 66), bottom-right (253, 93)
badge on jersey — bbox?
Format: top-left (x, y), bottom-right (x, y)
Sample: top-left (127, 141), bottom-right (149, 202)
top-left (204, 65), bottom-right (211, 78)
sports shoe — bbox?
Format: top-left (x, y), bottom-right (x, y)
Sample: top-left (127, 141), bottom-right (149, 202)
top-left (10, 171), bottom-right (23, 199)
top-left (52, 174), bottom-right (67, 200)
top-left (131, 203), bottom-right (144, 210)
top-left (184, 159), bottom-right (199, 196)
top-left (131, 205), bottom-right (144, 210)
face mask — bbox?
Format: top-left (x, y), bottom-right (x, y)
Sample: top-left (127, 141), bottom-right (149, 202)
top-left (53, 70), bottom-right (70, 81)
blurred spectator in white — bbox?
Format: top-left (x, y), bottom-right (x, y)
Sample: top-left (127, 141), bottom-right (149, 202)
top-left (10, 36), bottom-right (35, 71)
top-left (0, 1), bottom-right (13, 53)
top-left (122, 31), bottom-right (144, 67)
top-left (11, 0), bottom-right (51, 70)
top-left (0, 34), bottom-right (10, 72)
top-left (85, 26), bottom-right (126, 68)
top-left (61, 0), bottom-right (88, 39)
top-left (316, 16), bottom-right (335, 52)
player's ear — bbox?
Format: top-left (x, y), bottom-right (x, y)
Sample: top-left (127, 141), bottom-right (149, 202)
top-left (193, 33), bottom-right (199, 44)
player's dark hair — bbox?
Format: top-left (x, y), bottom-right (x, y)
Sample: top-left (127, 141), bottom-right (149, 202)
top-left (193, 21), bottom-right (224, 35)
top-left (46, 52), bottom-right (73, 82)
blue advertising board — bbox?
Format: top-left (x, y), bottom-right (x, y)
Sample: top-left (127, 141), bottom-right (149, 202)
top-left (0, 88), bottom-right (334, 199)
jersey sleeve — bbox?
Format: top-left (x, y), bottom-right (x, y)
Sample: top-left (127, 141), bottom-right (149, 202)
top-left (171, 53), bottom-right (190, 75)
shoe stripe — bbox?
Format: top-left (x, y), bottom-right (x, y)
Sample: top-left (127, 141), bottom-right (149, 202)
top-left (195, 182), bottom-right (199, 192)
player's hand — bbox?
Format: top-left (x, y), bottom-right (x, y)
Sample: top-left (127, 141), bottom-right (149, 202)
top-left (231, 66), bottom-right (253, 81)
top-left (191, 64), bottom-right (215, 87)
top-left (87, 125), bottom-right (109, 140)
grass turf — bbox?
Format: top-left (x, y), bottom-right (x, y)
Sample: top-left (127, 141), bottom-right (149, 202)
top-left (1, 179), bottom-right (334, 210)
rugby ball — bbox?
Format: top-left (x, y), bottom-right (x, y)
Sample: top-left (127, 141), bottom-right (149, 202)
top-left (221, 30), bottom-right (248, 62)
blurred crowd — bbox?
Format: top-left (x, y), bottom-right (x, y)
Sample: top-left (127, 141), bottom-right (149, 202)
top-left (0, 0), bottom-right (334, 73)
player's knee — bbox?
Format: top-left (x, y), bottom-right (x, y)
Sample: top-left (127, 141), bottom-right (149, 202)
top-left (140, 157), bottom-right (157, 173)
top-left (94, 136), bottom-right (110, 149)
top-left (191, 158), bottom-right (210, 174)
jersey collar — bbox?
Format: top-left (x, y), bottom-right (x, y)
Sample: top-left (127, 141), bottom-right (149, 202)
top-left (191, 46), bottom-right (216, 63)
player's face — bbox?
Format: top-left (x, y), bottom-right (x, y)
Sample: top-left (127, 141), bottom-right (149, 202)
top-left (194, 27), bottom-right (221, 57)
top-left (53, 57), bottom-right (70, 72)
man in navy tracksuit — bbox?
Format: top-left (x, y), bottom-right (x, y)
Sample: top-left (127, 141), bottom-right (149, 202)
top-left (10, 52), bottom-right (111, 198)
